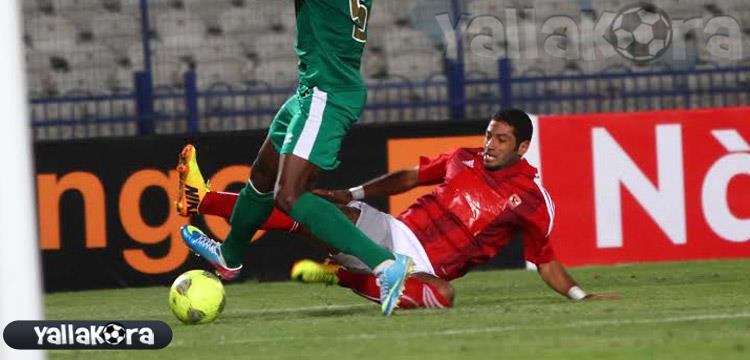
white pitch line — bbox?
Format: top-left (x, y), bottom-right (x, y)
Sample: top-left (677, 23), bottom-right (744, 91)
top-left (167, 311), bottom-right (750, 348)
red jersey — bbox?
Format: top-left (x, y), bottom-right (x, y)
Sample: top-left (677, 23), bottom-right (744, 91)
top-left (397, 148), bottom-right (556, 281)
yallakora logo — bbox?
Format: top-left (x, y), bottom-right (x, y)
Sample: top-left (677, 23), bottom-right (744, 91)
top-left (34, 322), bottom-right (154, 346)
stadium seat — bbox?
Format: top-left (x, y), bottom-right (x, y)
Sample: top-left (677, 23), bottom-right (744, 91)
top-left (152, 42), bottom-right (199, 69)
top-left (381, 0), bottom-right (416, 23)
top-left (53, 0), bottom-right (106, 30)
top-left (26, 15), bottom-right (78, 52)
top-left (124, 42), bottom-right (147, 70)
top-left (367, 5), bottom-right (392, 28)
top-left (155, 10), bottom-right (207, 47)
top-left (361, 47), bottom-right (388, 79)
top-left (219, 7), bottom-right (275, 41)
top-left (194, 37), bottom-right (245, 63)
top-left (51, 69), bottom-right (102, 94)
top-left (253, 33), bottom-right (296, 61)
top-left (467, 0), bottom-right (541, 17)
top-left (197, 58), bottom-right (253, 89)
top-left (151, 59), bottom-right (189, 87)
top-left (463, 55), bottom-right (501, 78)
top-left (183, 0), bottom-right (234, 30)
top-left (275, 6), bottom-right (297, 33)
top-left (91, 13), bottom-right (139, 55)
top-left (25, 48), bottom-right (51, 73)
top-left (118, 0), bottom-right (171, 17)
top-left (387, 52), bottom-right (444, 79)
top-left (361, 24), bottom-right (387, 51)
top-left (25, 72), bottom-right (46, 96)
top-left (111, 66), bottom-right (136, 92)
top-left (23, 0), bottom-right (47, 16)
top-left (68, 44), bottom-right (117, 70)
top-left (52, 0), bottom-right (102, 13)
top-left (384, 28), bottom-right (437, 55)
top-left (254, 59), bottom-right (299, 87)
top-left (20, 0), bottom-right (750, 140)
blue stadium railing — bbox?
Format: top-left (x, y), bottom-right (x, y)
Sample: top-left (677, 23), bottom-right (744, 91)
top-left (26, 0), bottom-right (750, 139)
top-left (30, 58), bottom-right (750, 139)
top-left (466, 60), bottom-right (750, 116)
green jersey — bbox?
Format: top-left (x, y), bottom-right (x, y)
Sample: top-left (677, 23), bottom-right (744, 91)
top-left (295, 0), bottom-right (372, 91)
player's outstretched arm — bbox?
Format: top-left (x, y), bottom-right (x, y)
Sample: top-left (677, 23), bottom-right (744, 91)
top-left (313, 166), bottom-right (420, 203)
top-left (536, 260), bottom-right (621, 301)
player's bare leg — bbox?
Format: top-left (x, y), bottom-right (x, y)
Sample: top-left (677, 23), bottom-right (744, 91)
top-left (291, 261), bottom-right (454, 309)
top-left (177, 146), bottom-right (414, 314)
top-left (247, 138), bottom-right (281, 193)
top-left (276, 153), bottom-right (413, 316)
top-left (284, 202), bottom-right (452, 309)
top-left (273, 153), bottom-right (321, 212)
top-left (178, 171), bottom-right (444, 310)
top-left (180, 138), bottom-right (281, 279)
top-left (218, 137), bottom-right (281, 267)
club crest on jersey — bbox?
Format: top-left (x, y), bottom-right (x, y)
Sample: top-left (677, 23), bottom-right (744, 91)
top-left (508, 194), bottom-right (522, 209)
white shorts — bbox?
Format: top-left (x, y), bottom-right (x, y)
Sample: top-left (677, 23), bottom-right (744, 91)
top-left (331, 201), bottom-right (435, 276)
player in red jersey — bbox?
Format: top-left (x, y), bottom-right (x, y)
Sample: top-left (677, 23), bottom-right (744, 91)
top-left (178, 108), bottom-right (618, 309)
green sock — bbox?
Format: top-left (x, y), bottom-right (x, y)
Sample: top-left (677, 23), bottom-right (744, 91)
top-left (289, 192), bottom-right (394, 269)
top-left (220, 182), bottom-right (274, 267)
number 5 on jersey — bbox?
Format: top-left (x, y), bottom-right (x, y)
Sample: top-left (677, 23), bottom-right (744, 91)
top-left (349, 0), bottom-right (368, 43)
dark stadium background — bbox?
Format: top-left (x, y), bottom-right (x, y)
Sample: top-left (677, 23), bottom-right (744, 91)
top-left (23, 0), bottom-right (749, 291)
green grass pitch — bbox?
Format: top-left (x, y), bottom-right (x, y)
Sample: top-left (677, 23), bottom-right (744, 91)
top-left (45, 259), bottom-right (750, 359)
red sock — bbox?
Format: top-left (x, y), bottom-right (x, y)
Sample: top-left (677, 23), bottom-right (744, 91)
top-left (336, 269), bottom-right (451, 309)
top-left (199, 192), bottom-right (298, 231)
top-left (199, 192), bottom-right (236, 219)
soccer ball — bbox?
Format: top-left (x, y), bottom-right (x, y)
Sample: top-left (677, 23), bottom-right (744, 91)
top-left (169, 270), bottom-right (226, 325)
top-left (608, 4), bottom-right (672, 61)
top-left (102, 322), bottom-right (126, 345)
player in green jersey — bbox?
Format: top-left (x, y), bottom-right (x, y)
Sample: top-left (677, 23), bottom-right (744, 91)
top-left (178, 0), bottom-right (413, 316)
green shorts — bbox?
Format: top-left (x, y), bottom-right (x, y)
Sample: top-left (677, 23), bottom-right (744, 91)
top-left (269, 84), bottom-right (367, 170)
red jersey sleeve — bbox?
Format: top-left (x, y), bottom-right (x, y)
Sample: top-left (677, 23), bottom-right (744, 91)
top-left (519, 182), bottom-right (557, 265)
top-left (523, 233), bottom-right (555, 265)
top-left (417, 151), bottom-right (453, 185)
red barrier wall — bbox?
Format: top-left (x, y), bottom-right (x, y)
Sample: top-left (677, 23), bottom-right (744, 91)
top-left (538, 107), bottom-right (750, 265)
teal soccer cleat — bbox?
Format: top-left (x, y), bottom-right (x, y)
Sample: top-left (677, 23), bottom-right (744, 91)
top-left (376, 254), bottom-right (414, 316)
top-left (180, 225), bottom-right (242, 280)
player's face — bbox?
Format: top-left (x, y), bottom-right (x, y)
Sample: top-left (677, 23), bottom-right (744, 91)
top-left (483, 120), bottom-right (529, 171)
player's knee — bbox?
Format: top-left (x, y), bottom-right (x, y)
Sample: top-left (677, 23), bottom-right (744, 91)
top-left (434, 282), bottom-right (455, 307)
top-left (273, 187), bottom-right (299, 213)
top-left (273, 192), bottom-right (295, 213)
top-left (337, 205), bottom-right (361, 224)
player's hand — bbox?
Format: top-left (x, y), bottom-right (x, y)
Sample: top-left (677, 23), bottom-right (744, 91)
top-left (583, 294), bottom-right (622, 301)
top-left (312, 189), bottom-right (353, 204)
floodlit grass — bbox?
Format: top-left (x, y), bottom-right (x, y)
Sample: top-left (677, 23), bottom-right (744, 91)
top-left (46, 259), bottom-right (750, 359)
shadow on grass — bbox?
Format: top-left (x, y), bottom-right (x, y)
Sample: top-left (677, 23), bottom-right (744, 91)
top-left (225, 304), bottom-right (376, 321)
